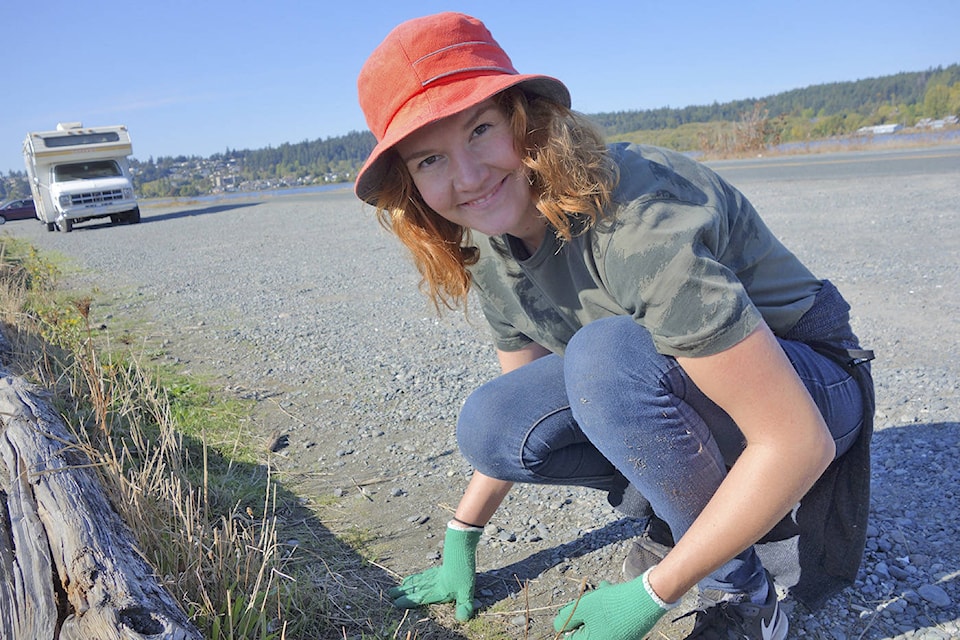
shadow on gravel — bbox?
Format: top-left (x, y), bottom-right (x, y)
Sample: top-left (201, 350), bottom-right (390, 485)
top-left (141, 202), bottom-right (262, 224)
top-left (861, 421), bottom-right (959, 637)
top-left (54, 203), bottom-right (264, 233)
top-left (475, 518), bottom-right (638, 603)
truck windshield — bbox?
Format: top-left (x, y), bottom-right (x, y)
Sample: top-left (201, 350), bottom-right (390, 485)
top-left (54, 160), bottom-right (122, 181)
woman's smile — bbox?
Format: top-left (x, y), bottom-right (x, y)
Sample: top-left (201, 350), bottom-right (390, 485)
top-left (462, 177), bottom-right (505, 208)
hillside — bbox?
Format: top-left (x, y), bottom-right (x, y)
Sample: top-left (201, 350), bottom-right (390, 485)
top-left (591, 64), bottom-right (960, 135)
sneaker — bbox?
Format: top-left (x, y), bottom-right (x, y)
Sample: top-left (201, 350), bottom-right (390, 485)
top-left (622, 514), bottom-right (674, 580)
top-left (682, 572), bottom-right (787, 640)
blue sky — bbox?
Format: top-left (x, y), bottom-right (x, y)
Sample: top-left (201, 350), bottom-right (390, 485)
top-left (3, 0), bottom-right (958, 174)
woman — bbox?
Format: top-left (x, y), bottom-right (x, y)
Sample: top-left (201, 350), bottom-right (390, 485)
top-left (355, 12), bottom-right (873, 639)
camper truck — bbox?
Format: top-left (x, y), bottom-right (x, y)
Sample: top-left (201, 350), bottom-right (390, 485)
top-left (23, 123), bottom-right (140, 232)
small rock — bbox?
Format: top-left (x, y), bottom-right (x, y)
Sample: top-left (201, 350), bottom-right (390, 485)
top-left (889, 565), bottom-right (910, 580)
top-left (510, 615), bottom-right (529, 627)
top-left (917, 584), bottom-right (951, 608)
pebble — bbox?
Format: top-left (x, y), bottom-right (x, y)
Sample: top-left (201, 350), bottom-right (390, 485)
top-left (889, 565), bottom-right (911, 580)
top-left (917, 584), bottom-right (952, 608)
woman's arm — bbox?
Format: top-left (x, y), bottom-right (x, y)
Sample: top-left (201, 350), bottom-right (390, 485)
top-left (453, 472), bottom-right (513, 527)
top-left (647, 323), bottom-right (836, 603)
top-left (451, 342), bottom-right (552, 527)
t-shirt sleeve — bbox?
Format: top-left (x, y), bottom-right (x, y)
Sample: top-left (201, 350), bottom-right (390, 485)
top-left (600, 196), bottom-right (764, 358)
top-left (473, 285), bottom-right (534, 352)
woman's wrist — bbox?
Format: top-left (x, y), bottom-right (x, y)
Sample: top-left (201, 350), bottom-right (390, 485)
top-left (449, 516), bottom-right (484, 531)
top-left (643, 566), bottom-right (680, 609)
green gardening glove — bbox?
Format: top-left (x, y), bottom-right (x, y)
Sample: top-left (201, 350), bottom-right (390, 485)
top-left (387, 524), bottom-right (482, 621)
top-left (553, 569), bottom-right (675, 639)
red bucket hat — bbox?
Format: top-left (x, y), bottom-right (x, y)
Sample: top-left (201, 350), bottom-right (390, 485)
top-left (354, 12), bottom-right (570, 204)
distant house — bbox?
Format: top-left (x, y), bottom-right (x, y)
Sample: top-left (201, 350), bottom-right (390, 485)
top-left (857, 124), bottom-right (903, 135)
top-left (916, 116), bottom-right (959, 129)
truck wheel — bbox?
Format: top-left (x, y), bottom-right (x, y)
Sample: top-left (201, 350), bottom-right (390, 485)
top-left (125, 207), bottom-right (141, 224)
top-left (59, 219), bottom-right (73, 233)
top-left (46, 222), bottom-right (56, 232)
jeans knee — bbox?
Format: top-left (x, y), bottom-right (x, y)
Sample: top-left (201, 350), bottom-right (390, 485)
top-left (565, 316), bottom-right (664, 391)
top-left (457, 384), bottom-right (497, 458)
top-left (567, 317), bottom-right (632, 377)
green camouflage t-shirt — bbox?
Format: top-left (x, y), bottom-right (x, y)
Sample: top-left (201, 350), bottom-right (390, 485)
top-left (468, 143), bottom-right (822, 358)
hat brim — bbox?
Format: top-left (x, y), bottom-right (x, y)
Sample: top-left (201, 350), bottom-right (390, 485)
top-left (355, 73), bottom-right (569, 204)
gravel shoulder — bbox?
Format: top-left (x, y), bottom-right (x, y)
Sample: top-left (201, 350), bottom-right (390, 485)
top-left (3, 147), bottom-right (958, 639)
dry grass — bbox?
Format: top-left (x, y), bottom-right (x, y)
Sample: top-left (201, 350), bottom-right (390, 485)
top-left (0, 237), bottom-right (429, 639)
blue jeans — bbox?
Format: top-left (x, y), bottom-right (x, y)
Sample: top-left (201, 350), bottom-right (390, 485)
top-left (457, 316), bottom-right (865, 595)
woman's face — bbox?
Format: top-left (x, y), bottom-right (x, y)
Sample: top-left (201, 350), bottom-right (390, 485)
top-left (395, 99), bottom-right (546, 251)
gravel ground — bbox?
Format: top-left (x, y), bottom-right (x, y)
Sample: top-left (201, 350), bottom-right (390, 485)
top-left (3, 146), bottom-right (958, 639)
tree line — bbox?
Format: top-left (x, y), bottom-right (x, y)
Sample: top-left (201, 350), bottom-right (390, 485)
top-left (129, 130), bottom-right (377, 198)
top-left (591, 64), bottom-right (960, 135)
top-left (3, 64), bottom-right (958, 202)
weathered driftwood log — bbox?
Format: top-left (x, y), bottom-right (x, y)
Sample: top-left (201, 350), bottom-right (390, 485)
top-left (0, 374), bottom-right (202, 640)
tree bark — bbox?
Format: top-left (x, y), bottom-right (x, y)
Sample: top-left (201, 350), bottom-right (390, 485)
top-left (0, 374), bottom-right (202, 639)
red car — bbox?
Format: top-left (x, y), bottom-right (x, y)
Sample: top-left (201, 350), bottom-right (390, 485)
top-left (0, 198), bottom-right (37, 223)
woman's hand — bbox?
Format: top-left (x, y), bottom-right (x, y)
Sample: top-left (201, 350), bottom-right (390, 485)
top-left (388, 524), bottom-right (482, 621)
top-left (553, 570), bottom-right (674, 639)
